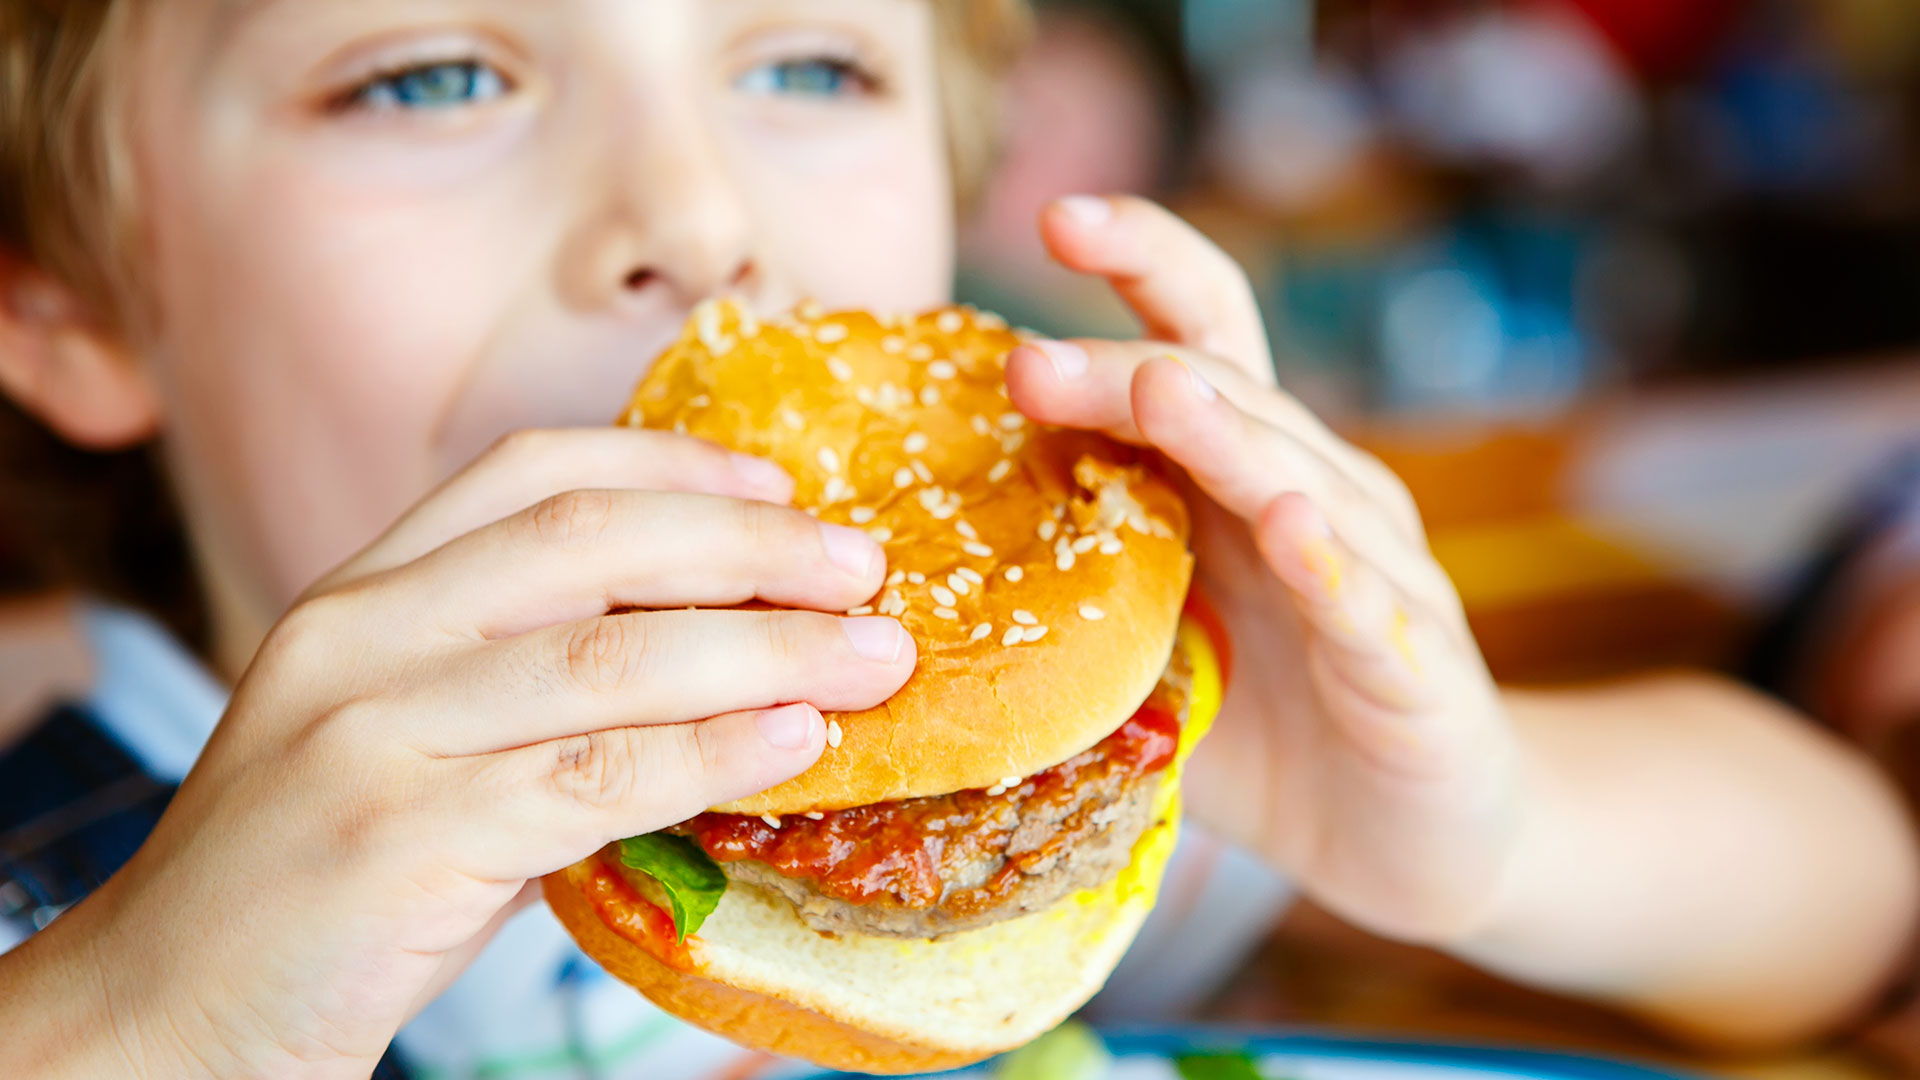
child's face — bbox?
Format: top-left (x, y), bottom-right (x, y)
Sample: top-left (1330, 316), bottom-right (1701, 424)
top-left (130, 0), bottom-right (953, 621)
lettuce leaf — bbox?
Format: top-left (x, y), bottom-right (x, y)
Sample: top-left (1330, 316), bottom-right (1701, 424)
top-left (617, 833), bottom-right (727, 942)
top-left (1174, 1051), bottom-right (1267, 1080)
top-left (996, 1022), bottom-right (1111, 1080)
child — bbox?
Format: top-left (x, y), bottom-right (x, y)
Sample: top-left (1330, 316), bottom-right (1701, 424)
top-left (0, 2), bottom-right (1914, 1077)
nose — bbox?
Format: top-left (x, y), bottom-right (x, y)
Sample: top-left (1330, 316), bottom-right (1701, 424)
top-left (562, 113), bottom-right (761, 314)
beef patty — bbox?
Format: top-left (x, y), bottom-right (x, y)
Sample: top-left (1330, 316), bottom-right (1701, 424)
top-left (675, 650), bottom-right (1192, 940)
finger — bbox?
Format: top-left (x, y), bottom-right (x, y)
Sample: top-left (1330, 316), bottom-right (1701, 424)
top-left (385, 491), bottom-right (887, 640)
top-left (449, 703), bottom-right (827, 880)
top-left (1127, 354), bottom-right (1454, 614)
top-left (325, 428), bottom-right (795, 592)
top-left (1040, 194), bottom-right (1275, 383)
top-left (407, 608), bottom-right (914, 755)
top-left (1257, 494), bottom-right (1438, 714)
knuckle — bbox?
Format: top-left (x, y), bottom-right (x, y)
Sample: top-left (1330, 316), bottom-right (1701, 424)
top-left (526, 488), bottom-right (616, 550)
top-left (549, 729), bottom-right (642, 811)
top-left (759, 610), bottom-right (814, 668)
top-left (487, 427), bottom-right (556, 464)
top-left (260, 589), bottom-right (359, 668)
top-left (561, 614), bottom-right (649, 695)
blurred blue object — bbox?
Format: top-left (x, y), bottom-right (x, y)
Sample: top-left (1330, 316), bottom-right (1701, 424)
top-left (796, 1027), bottom-right (1703, 1079)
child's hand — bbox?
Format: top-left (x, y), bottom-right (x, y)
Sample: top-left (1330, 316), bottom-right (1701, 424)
top-left (29, 429), bottom-right (916, 1078)
top-left (1006, 197), bottom-right (1515, 944)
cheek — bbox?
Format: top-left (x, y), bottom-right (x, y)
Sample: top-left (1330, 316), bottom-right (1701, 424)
top-left (143, 150), bottom-right (545, 606)
top-left (737, 114), bottom-right (954, 312)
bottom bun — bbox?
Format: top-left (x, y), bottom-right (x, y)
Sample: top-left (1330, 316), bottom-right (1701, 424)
top-left (543, 849), bottom-right (1160, 1074)
top-left (544, 614), bottom-right (1225, 1074)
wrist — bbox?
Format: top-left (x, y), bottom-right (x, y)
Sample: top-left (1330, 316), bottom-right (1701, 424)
top-left (2, 886), bottom-right (211, 1079)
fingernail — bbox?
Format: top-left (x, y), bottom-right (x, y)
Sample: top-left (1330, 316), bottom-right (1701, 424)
top-left (757, 703), bottom-right (819, 750)
top-left (1173, 354), bottom-right (1218, 402)
top-left (730, 453), bottom-right (792, 496)
top-left (819, 524), bottom-right (880, 577)
top-left (1058, 195), bottom-right (1113, 227)
top-left (1034, 340), bottom-right (1089, 381)
top-left (842, 617), bottom-right (905, 663)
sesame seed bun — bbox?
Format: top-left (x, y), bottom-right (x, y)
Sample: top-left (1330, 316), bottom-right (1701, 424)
top-left (622, 300), bottom-right (1195, 815)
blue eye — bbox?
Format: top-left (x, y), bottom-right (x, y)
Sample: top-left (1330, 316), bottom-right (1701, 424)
top-left (737, 58), bottom-right (871, 98)
top-left (355, 60), bottom-right (508, 110)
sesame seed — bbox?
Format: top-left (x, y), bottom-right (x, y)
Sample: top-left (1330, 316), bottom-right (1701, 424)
top-left (673, 420), bottom-right (688, 434)
top-left (803, 506), bottom-right (820, 517)
top-left (887, 570), bottom-right (906, 587)
top-left (978, 311), bottom-right (1008, 330)
top-left (988, 460), bottom-right (1013, 483)
top-left (1012, 609), bottom-right (1037, 626)
top-left (1053, 503), bottom-right (1068, 521)
top-left (908, 343), bottom-right (934, 361)
top-left (780, 408), bottom-right (807, 431)
top-left (1057, 548), bottom-right (1076, 572)
top-left (847, 605), bottom-right (874, 616)
top-left (1039, 521), bottom-right (1058, 542)
top-left (904, 432), bottom-right (930, 454)
top-left (937, 310), bottom-right (964, 334)
top-left (1072, 535), bottom-right (1099, 554)
top-left (928, 360), bottom-right (958, 380)
top-left (854, 386), bottom-right (875, 407)
top-left (918, 488), bottom-right (944, 512)
top-left (879, 593), bottom-right (907, 617)
top-left (806, 811), bottom-right (826, 820)
top-left (955, 520), bottom-right (978, 540)
top-left (815, 322), bottom-right (849, 344)
top-left (986, 785), bottom-right (1008, 798)
top-left (920, 386), bottom-right (941, 407)
top-left (1001, 432), bottom-right (1027, 455)
top-left (822, 476), bottom-right (852, 503)
top-left (817, 447), bottom-right (841, 473)
top-left (1005, 566), bottom-right (1025, 583)
top-left (868, 526), bottom-right (893, 543)
top-left (1099, 537), bottom-right (1123, 555)
top-left (882, 336), bottom-right (907, 354)
top-left (971, 623), bottom-right (993, 641)
top-left (931, 584), bottom-right (958, 606)
top-left (970, 415), bottom-right (992, 437)
top-left (911, 460), bottom-right (935, 483)
top-left (798, 300), bottom-right (824, 319)
top-left (827, 358), bottom-right (854, 382)
top-left (947, 573), bottom-right (970, 597)
top-left (762, 814), bottom-right (783, 829)
top-left (1080, 605), bottom-right (1106, 621)
top-left (1002, 626), bottom-right (1025, 647)
top-left (908, 571), bottom-right (926, 584)
top-left (963, 541), bottom-right (993, 558)
top-left (849, 507), bottom-right (876, 524)
top-left (933, 606), bottom-right (959, 621)
top-left (1023, 626), bottom-right (1049, 642)
top-left (894, 467), bottom-right (915, 489)
top-left (929, 503), bottom-right (956, 520)
top-left (689, 394), bottom-right (712, 408)
top-left (1001, 776), bottom-right (1021, 788)
top-left (998, 412), bottom-right (1025, 431)
top-left (957, 567), bottom-right (984, 584)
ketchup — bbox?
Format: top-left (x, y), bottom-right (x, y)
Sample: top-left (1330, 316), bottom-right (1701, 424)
top-left (584, 857), bottom-right (694, 969)
top-left (681, 700), bottom-right (1182, 910)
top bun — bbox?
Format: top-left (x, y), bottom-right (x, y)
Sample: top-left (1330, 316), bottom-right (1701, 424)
top-left (624, 300), bottom-right (1193, 815)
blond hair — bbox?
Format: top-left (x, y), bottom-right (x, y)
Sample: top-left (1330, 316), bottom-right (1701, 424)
top-left (0, 0), bottom-right (1031, 326)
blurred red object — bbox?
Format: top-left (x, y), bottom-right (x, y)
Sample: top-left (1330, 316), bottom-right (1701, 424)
top-left (1538, 0), bottom-right (1750, 80)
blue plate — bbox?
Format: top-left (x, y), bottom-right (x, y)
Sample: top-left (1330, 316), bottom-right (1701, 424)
top-left (801, 1027), bottom-right (1700, 1079)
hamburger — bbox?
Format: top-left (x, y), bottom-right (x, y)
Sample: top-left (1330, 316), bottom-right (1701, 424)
top-left (543, 299), bottom-right (1226, 1073)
